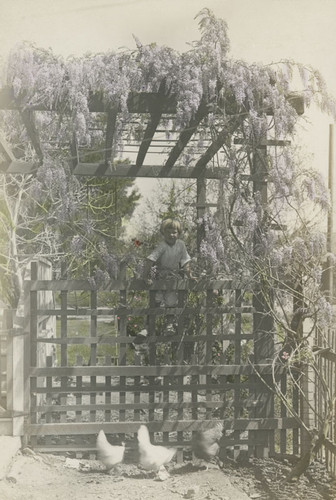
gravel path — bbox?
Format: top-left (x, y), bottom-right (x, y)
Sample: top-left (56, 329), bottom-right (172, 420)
top-left (0, 449), bottom-right (335, 500)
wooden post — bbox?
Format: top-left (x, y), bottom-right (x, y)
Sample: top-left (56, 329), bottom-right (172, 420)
top-left (252, 141), bottom-right (274, 360)
top-left (252, 140), bottom-right (274, 362)
top-left (5, 307), bottom-right (25, 436)
top-left (300, 319), bottom-right (315, 455)
top-left (29, 262), bottom-right (38, 446)
top-left (118, 261), bottom-right (127, 436)
top-left (322, 124), bottom-right (334, 301)
top-left (196, 175), bottom-right (206, 251)
top-left (196, 175), bottom-right (207, 385)
top-left (252, 139), bottom-right (274, 458)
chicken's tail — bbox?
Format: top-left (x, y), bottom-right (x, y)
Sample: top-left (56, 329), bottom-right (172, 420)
top-left (96, 429), bottom-right (109, 450)
top-left (137, 424), bottom-right (151, 446)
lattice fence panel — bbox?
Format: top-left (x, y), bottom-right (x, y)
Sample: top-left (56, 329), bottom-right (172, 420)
top-left (24, 265), bottom-right (299, 460)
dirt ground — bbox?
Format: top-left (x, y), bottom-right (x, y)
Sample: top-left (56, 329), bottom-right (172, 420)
top-left (0, 449), bottom-right (336, 500)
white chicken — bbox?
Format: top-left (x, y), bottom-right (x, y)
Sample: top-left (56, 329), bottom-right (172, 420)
top-left (96, 429), bottom-right (125, 472)
top-left (137, 424), bottom-right (177, 474)
top-left (191, 422), bottom-right (223, 468)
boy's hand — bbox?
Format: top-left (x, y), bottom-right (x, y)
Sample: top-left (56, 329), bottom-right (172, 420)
top-left (188, 274), bottom-right (197, 282)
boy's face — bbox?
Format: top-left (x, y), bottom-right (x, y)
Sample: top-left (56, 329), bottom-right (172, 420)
top-left (163, 226), bottom-right (179, 246)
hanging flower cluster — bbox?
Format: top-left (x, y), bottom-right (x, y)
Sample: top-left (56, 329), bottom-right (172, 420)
top-left (198, 213), bottom-right (225, 274)
top-left (5, 7), bottom-right (334, 157)
top-left (7, 44), bottom-right (65, 108)
top-left (2, 8), bottom-right (336, 335)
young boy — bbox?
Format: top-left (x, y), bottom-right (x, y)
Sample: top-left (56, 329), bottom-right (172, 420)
top-left (133, 219), bottom-right (193, 368)
top-left (143, 218), bottom-right (193, 308)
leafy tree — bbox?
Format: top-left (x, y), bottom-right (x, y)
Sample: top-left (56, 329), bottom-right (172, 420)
top-left (0, 114), bottom-right (140, 305)
top-left (0, 174), bottom-right (31, 308)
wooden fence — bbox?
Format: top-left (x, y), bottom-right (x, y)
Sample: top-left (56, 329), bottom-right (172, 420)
top-left (315, 327), bottom-right (336, 478)
top-left (11, 260), bottom-right (302, 461)
top-left (0, 310), bottom-right (6, 407)
top-left (0, 258), bottom-right (55, 435)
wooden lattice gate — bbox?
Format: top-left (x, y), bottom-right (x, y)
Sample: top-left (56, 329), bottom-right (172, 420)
top-left (22, 260), bottom-right (299, 460)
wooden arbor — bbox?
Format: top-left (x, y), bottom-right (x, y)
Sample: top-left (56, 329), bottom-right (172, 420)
top-left (0, 86), bottom-right (304, 172)
top-left (0, 84), bottom-right (304, 251)
top-left (0, 85), bottom-right (305, 458)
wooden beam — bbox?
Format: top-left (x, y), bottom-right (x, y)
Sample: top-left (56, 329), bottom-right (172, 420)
top-left (160, 99), bottom-right (209, 175)
top-left (0, 134), bottom-right (16, 172)
top-left (126, 91), bottom-right (176, 114)
top-left (135, 111), bottom-right (162, 168)
top-left (104, 108), bottom-right (118, 166)
top-left (4, 310), bottom-right (25, 435)
top-left (19, 109), bottom-right (43, 164)
top-left (0, 87), bottom-right (305, 116)
top-left (4, 159), bottom-right (285, 181)
top-left (0, 87), bottom-right (16, 109)
top-left (133, 79), bottom-right (171, 170)
top-left (69, 133), bottom-right (78, 171)
top-left (0, 135), bottom-right (36, 174)
top-left (30, 363), bottom-right (278, 378)
top-left (26, 417), bottom-right (297, 437)
top-left (191, 118), bottom-right (241, 177)
top-left (234, 138), bottom-right (291, 147)
top-left (286, 92), bottom-right (305, 115)
top-left (6, 160), bottom-right (36, 174)
top-left (72, 162), bottom-right (229, 179)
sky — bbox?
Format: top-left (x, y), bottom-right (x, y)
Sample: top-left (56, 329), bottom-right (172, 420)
top-left (0, 0), bottom-right (336, 228)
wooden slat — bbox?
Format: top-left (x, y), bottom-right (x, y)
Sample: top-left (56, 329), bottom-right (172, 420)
top-left (205, 290), bottom-right (213, 420)
top-left (30, 263), bottom-right (38, 368)
top-left (104, 355), bottom-right (112, 422)
top-left (29, 363), bottom-right (283, 377)
top-left (234, 289), bottom-right (242, 457)
top-left (26, 417), bottom-right (299, 435)
top-left (34, 329), bottom-right (253, 343)
top-left (60, 266), bottom-right (68, 446)
top-left (104, 108), bottom-right (118, 166)
top-left (26, 277), bottom-right (235, 291)
top-left (135, 111), bottom-right (162, 168)
top-left (0, 134), bottom-right (16, 172)
top-left (35, 305), bottom-right (254, 316)
top-left (31, 381), bottom-right (256, 394)
top-left (5, 160), bottom-right (36, 174)
top-left (29, 263), bottom-right (38, 448)
top-left (191, 117), bottom-right (241, 177)
top-left (69, 133), bottom-right (78, 171)
top-left (234, 138), bottom-right (291, 147)
top-left (30, 445), bottom-right (100, 453)
top-left (45, 356), bottom-right (53, 448)
top-left (147, 289), bottom-right (156, 424)
top-left (118, 263), bottom-right (127, 430)
top-left (72, 162), bottom-right (229, 179)
top-left (25, 279), bottom-right (92, 292)
top-left (318, 349), bottom-right (336, 362)
top-left (75, 356), bottom-right (83, 423)
top-left (280, 373), bottom-right (287, 454)
top-left (30, 434), bottom-right (279, 453)
top-left (160, 98), bottom-right (208, 175)
top-left (134, 79), bottom-right (167, 169)
top-left (176, 373), bottom-right (184, 462)
top-left (34, 400), bottom-right (261, 412)
top-left (19, 109), bottom-right (44, 164)
top-left (60, 284), bottom-right (68, 367)
top-left (89, 291), bottom-right (97, 422)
